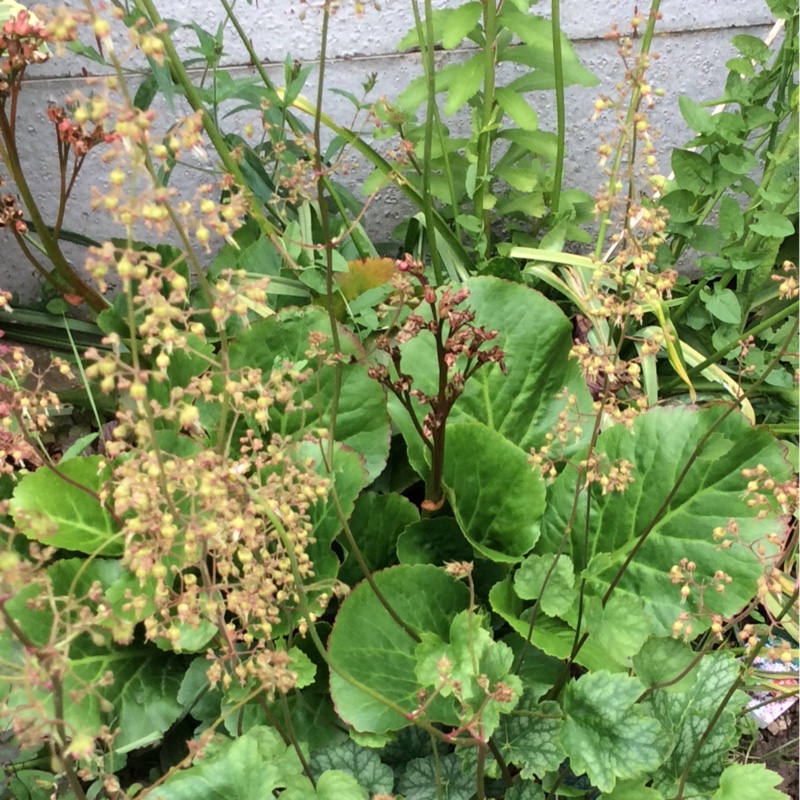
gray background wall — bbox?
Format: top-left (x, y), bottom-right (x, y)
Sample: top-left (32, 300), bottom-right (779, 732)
top-left (0, 0), bottom-right (777, 302)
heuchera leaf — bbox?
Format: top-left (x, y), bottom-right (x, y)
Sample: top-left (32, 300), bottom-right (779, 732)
top-left (712, 763), bottom-right (788, 800)
top-left (600, 779), bottom-right (665, 799)
top-left (505, 781), bottom-right (547, 800)
top-left (2, 558), bottom-right (184, 751)
top-left (561, 671), bottom-right (666, 793)
top-left (489, 577), bottom-right (611, 671)
top-left (632, 637), bottom-right (698, 694)
top-left (151, 727), bottom-right (302, 800)
top-left (309, 739), bottom-right (393, 796)
top-left (648, 652), bottom-right (749, 794)
top-left (496, 694), bottom-right (565, 779)
top-left (415, 610), bottom-right (522, 738)
top-left (583, 594), bottom-right (653, 667)
top-left (312, 771), bottom-right (369, 800)
top-left (398, 754), bottom-right (474, 800)
top-left (328, 565), bottom-right (469, 732)
top-left (514, 553), bottom-right (576, 617)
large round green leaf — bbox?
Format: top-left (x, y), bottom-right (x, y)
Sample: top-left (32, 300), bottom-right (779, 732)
top-left (396, 517), bottom-right (474, 566)
top-left (229, 307), bottom-right (390, 481)
top-left (386, 277), bottom-right (591, 482)
top-left (10, 456), bottom-right (120, 555)
top-left (540, 406), bottom-right (792, 634)
top-left (452, 277), bottom-right (592, 452)
top-left (442, 422), bottom-right (544, 562)
top-left (328, 564), bottom-right (469, 732)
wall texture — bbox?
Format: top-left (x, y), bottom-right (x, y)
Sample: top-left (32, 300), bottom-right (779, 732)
top-left (0, 0), bottom-right (776, 302)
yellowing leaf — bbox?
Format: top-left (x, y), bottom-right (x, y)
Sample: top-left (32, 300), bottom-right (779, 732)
top-left (335, 258), bottom-right (396, 301)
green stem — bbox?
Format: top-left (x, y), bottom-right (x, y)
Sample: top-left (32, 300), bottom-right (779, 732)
top-left (0, 607), bottom-right (89, 800)
top-left (311, 2), bottom-right (344, 470)
top-left (0, 108), bottom-right (106, 312)
top-left (326, 458), bottom-right (421, 642)
top-left (133, 0), bottom-right (280, 243)
top-left (550, 0), bottom-right (565, 215)
top-left (252, 489), bottom-right (450, 741)
top-left (307, 5), bottom-right (419, 642)
top-left (554, 318), bottom-right (799, 685)
top-left (594, 0), bottom-right (661, 259)
top-left (669, 277), bottom-right (708, 325)
top-left (289, 95), bottom-right (472, 270)
top-left (411, 0), bottom-right (443, 284)
top-left (475, 742), bottom-right (488, 800)
top-left (515, 376), bottom-right (609, 676)
top-left (474, 0), bottom-right (498, 251)
top-left (217, 0), bottom-right (368, 258)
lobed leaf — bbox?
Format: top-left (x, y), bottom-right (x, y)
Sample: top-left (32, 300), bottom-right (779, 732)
top-left (309, 739), bottom-right (393, 796)
top-left (561, 671), bottom-right (666, 793)
top-left (151, 727), bottom-right (302, 800)
top-left (496, 695), bottom-right (565, 779)
top-left (648, 652), bottom-right (749, 794)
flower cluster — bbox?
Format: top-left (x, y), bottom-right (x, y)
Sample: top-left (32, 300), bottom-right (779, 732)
top-left (0, 184), bottom-right (25, 233)
top-left (528, 390), bottom-right (587, 479)
top-left (773, 260), bottom-right (799, 301)
top-left (579, 452), bottom-right (635, 495)
top-left (0, 9), bottom-right (51, 95)
top-left (567, 14), bottom-right (682, 428)
top-left (742, 463), bottom-right (799, 518)
top-left (669, 558), bottom-right (734, 641)
top-left (0, 325), bottom-right (73, 477)
top-left (369, 255), bottom-right (506, 442)
top-left (47, 104), bottom-right (114, 158)
top-left (85, 94), bottom-right (249, 250)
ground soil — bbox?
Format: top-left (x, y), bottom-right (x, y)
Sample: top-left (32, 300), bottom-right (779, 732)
top-left (747, 702), bottom-right (799, 799)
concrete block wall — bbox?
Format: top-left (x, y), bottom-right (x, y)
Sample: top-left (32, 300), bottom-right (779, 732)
top-left (0, 0), bottom-right (776, 302)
